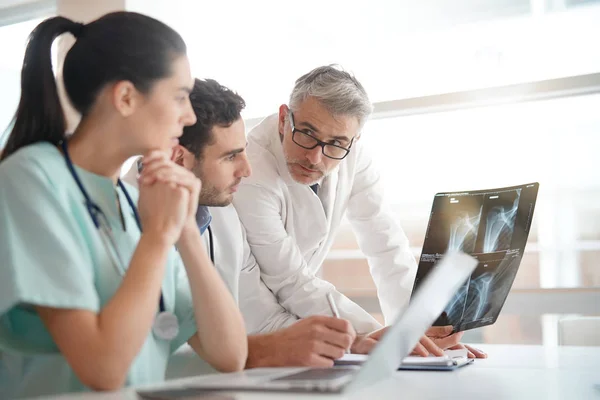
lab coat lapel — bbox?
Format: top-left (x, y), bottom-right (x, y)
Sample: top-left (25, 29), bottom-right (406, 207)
top-left (266, 122), bottom-right (329, 255)
top-left (319, 168), bottom-right (338, 222)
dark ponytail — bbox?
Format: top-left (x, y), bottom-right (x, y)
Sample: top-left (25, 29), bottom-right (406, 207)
top-left (1, 17), bottom-right (82, 161)
top-left (1, 12), bottom-right (186, 162)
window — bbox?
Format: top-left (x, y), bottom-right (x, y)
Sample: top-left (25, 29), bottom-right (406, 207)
top-left (324, 92), bottom-right (600, 344)
top-left (0, 17), bottom-right (50, 147)
top-left (130, 0), bottom-right (600, 117)
top-left (361, 94), bottom-right (600, 291)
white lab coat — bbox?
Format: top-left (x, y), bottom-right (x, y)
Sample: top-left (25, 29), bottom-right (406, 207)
top-left (122, 163), bottom-right (298, 335)
top-left (233, 114), bottom-right (417, 334)
top-left (168, 205), bottom-right (299, 378)
top-left (205, 204), bottom-right (299, 334)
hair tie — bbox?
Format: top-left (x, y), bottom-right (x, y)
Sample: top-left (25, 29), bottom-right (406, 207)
top-left (70, 22), bottom-right (85, 38)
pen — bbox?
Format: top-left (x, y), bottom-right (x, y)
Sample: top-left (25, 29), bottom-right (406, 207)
top-left (326, 293), bottom-right (350, 354)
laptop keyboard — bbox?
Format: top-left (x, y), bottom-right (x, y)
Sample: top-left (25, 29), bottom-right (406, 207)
top-left (272, 367), bottom-right (357, 382)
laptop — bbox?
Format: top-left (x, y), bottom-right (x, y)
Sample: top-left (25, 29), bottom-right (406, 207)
top-left (138, 251), bottom-right (478, 397)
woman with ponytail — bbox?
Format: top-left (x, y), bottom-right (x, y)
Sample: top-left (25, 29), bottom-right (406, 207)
top-left (0, 12), bottom-right (247, 398)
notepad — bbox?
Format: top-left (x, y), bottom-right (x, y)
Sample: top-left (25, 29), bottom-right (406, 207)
top-left (335, 348), bottom-right (473, 371)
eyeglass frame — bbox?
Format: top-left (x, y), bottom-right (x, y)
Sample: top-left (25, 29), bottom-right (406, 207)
top-left (288, 110), bottom-right (355, 160)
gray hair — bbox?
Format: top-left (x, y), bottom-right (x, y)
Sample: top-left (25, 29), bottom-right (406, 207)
top-left (289, 65), bottom-right (373, 129)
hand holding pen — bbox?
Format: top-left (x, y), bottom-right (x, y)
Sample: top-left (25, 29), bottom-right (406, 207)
top-left (327, 292), bottom-right (351, 354)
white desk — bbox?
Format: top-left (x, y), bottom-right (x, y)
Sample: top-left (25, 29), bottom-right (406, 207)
top-left (41, 345), bottom-right (600, 400)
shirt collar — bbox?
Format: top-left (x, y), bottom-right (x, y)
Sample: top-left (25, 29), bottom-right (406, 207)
top-left (195, 205), bottom-right (212, 234)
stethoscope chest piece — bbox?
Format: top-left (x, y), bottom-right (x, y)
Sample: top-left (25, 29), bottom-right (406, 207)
top-left (152, 311), bottom-right (180, 341)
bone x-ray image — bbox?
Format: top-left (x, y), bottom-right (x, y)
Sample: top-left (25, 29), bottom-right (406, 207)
top-left (413, 183), bottom-right (539, 331)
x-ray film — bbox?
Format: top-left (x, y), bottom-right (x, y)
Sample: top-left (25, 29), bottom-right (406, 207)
top-left (412, 182), bottom-right (539, 331)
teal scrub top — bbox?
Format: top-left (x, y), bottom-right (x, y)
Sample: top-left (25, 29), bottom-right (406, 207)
top-left (0, 143), bottom-right (198, 399)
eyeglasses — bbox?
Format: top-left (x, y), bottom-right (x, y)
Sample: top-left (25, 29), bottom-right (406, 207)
top-left (288, 111), bottom-right (354, 160)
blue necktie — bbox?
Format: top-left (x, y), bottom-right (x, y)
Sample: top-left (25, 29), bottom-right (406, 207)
top-left (310, 184), bottom-right (319, 195)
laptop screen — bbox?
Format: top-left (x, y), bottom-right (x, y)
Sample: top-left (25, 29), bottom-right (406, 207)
top-left (347, 252), bottom-right (478, 392)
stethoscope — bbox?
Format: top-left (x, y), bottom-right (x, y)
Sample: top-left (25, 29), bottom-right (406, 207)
top-left (207, 226), bottom-right (214, 264)
top-left (61, 141), bottom-right (179, 341)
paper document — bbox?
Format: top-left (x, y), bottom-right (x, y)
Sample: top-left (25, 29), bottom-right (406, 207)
top-left (336, 348), bottom-right (469, 366)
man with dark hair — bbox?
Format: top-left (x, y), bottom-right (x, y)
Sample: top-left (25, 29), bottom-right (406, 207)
top-left (124, 78), bottom-right (359, 369)
top-left (176, 78), bottom-right (249, 208)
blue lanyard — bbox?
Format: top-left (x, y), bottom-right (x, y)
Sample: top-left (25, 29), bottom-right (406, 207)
top-left (61, 141), bottom-right (166, 313)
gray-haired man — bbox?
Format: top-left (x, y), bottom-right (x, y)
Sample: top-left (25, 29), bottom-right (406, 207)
top-left (233, 65), bottom-right (486, 358)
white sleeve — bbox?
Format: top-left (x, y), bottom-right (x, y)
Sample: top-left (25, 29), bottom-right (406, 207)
top-left (238, 225), bottom-right (299, 334)
top-left (346, 145), bottom-right (417, 324)
top-left (234, 183), bottom-right (381, 334)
